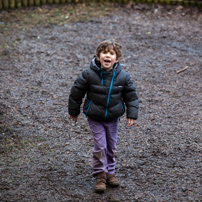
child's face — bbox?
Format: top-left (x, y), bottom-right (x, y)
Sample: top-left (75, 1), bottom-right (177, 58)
top-left (97, 49), bottom-right (119, 71)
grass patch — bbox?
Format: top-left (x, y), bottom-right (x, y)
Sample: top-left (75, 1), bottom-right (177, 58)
top-left (0, 2), bottom-right (115, 33)
top-left (0, 135), bottom-right (47, 154)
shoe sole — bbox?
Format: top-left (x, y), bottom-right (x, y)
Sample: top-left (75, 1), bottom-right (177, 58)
top-left (95, 188), bottom-right (106, 192)
top-left (108, 182), bottom-right (119, 187)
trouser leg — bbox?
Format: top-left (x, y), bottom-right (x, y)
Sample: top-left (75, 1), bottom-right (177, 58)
top-left (88, 118), bottom-right (107, 176)
top-left (105, 119), bottom-right (119, 175)
top-left (88, 118), bottom-right (119, 176)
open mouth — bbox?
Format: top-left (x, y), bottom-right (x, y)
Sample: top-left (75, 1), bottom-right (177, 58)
top-left (104, 59), bottom-right (111, 63)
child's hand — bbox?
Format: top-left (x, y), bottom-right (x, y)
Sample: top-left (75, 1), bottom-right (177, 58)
top-left (127, 118), bottom-right (134, 127)
top-left (69, 115), bottom-right (78, 123)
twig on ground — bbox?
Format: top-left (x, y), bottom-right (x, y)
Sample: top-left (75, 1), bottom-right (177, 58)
top-left (176, 66), bottom-right (189, 74)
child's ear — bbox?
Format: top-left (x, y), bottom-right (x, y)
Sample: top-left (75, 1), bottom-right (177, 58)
top-left (116, 58), bottom-right (120, 63)
top-left (96, 55), bottom-right (100, 61)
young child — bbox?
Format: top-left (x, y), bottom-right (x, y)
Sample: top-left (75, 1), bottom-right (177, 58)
top-left (68, 39), bottom-right (139, 192)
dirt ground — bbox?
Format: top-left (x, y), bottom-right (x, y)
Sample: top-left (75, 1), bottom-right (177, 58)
top-left (0, 2), bottom-right (202, 202)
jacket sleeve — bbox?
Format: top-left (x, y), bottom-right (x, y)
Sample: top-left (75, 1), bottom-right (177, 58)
top-left (68, 69), bottom-right (89, 116)
top-left (122, 74), bottom-right (139, 120)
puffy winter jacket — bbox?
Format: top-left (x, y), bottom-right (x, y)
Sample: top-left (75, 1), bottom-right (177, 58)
top-left (68, 57), bottom-right (139, 121)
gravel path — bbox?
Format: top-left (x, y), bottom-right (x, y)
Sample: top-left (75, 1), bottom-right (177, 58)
top-left (0, 4), bottom-right (202, 201)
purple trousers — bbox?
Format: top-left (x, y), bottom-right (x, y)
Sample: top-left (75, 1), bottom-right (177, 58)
top-left (88, 118), bottom-right (119, 176)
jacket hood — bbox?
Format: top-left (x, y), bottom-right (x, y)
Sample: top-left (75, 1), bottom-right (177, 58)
top-left (90, 56), bottom-right (122, 76)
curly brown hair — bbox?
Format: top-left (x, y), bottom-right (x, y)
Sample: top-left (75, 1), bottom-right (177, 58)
top-left (96, 39), bottom-right (122, 60)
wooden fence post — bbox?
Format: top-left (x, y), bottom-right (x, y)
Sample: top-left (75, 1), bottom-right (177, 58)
top-left (196, 1), bottom-right (202, 8)
top-left (0, 0), bottom-right (2, 10)
top-left (0, 0), bottom-right (201, 11)
top-left (146, 0), bottom-right (153, 4)
top-left (35, 0), bottom-right (40, 6)
top-left (189, 1), bottom-right (195, 6)
top-left (183, 0), bottom-right (189, 6)
top-left (22, 0), bottom-right (28, 6)
top-left (158, 0), bottom-right (164, 4)
top-left (29, 0), bottom-right (34, 6)
top-left (10, 0), bottom-right (15, 8)
top-left (171, 0), bottom-right (178, 5)
top-left (165, 0), bottom-right (171, 4)
top-left (47, 0), bottom-right (53, 4)
top-left (3, 0), bottom-right (9, 9)
top-left (41, 0), bottom-right (46, 4)
top-left (16, 0), bottom-right (22, 8)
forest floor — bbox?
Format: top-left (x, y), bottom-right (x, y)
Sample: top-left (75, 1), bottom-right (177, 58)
top-left (0, 2), bottom-right (202, 202)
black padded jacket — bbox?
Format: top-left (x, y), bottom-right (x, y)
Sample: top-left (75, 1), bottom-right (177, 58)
top-left (68, 57), bottom-right (139, 121)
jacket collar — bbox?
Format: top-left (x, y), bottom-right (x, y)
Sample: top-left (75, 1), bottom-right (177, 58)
top-left (90, 56), bottom-right (121, 75)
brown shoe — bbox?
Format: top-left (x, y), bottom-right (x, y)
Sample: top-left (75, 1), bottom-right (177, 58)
top-left (95, 172), bottom-right (106, 192)
top-left (107, 174), bottom-right (119, 187)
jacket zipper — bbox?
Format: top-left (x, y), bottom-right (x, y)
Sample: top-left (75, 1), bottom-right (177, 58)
top-left (105, 69), bottom-right (116, 119)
